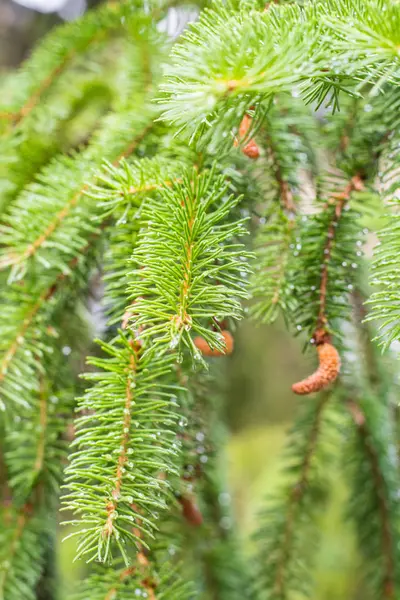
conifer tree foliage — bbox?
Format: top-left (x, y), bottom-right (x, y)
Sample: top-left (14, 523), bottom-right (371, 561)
top-left (1, 0), bottom-right (400, 598)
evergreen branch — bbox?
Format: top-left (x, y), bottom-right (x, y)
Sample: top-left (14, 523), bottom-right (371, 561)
top-left (128, 168), bottom-right (251, 356)
top-left (72, 559), bottom-right (195, 600)
top-left (315, 175), bottom-right (364, 339)
top-left (366, 127), bottom-right (400, 348)
top-left (91, 157), bottom-right (188, 325)
top-left (254, 393), bottom-right (336, 599)
top-left (322, 0), bottom-right (400, 93)
top-left (5, 370), bottom-right (73, 503)
top-left (158, 3), bottom-right (328, 138)
top-left (250, 210), bottom-right (296, 324)
top-left (63, 336), bottom-right (182, 563)
top-left (345, 396), bottom-right (400, 598)
top-left (293, 173), bottom-right (365, 340)
top-left (260, 96), bottom-right (316, 212)
top-left (158, 1), bottom-right (400, 138)
top-left (249, 97), bottom-right (316, 324)
top-left (0, 1), bottom-right (143, 126)
top-left (0, 227), bottom-right (100, 414)
top-left (87, 157), bottom-right (185, 220)
top-left (0, 287), bottom-right (55, 413)
top-left (0, 114), bottom-right (154, 281)
top-left (0, 504), bottom-right (46, 600)
top-left (103, 341), bottom-right (140, 538)
top-left (272, 395), bottom-right (326, 595)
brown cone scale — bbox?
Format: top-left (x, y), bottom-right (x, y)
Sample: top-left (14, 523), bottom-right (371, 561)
top-left (292, 342), bottom-right (340, 395)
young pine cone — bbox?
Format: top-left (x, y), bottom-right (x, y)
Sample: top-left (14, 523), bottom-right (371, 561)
top-left (234, 113), bottom-right (260, 159)
top-left (194, 330), bottom-right (234, 357)
top-left (292, 342), bottom-right (340, 395)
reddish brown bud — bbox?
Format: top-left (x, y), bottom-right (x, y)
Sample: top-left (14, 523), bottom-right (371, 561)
top-left (242, 140), bottom-right (260, 159)
top-left (234, 113), bottom-right (260, 159)
top-left (194, 330), bottom-right (234, 357)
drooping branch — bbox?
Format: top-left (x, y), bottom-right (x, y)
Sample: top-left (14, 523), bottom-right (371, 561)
top-left (273, 393), bottom-right (329, 596)
top-left (104, 342), bottom-right (139, 538)
top-left (316, 175), bottom-right (364, 339)
top-left (347, 400), bottom-right (397, 599)
top-left (0, 123), bottom-right (153, 270)
top-left (292, 175), bottom-right (364, 395)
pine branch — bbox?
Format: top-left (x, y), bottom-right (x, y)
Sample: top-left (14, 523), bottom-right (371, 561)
top-left (72, 559), bottom-right (195, 600)
top-left (63, 335), bottom-right (183, 563)
top-left (293, 173), bottom-right (365, 341)
top-left (0, 110), bottom-right (155, 283)
top-left (254, 393), bottom-right (337, 599)
top-left (250, 210), bottom-right (296, 324)
top-left (0, 2), bottom-right (132, 126)
top-left (88, 157), bottom-right (187, 324)
top-left (128, 168), bottom-right (251, 357)
top-left (345, 395), bottom-right (400, 598)
top-left (0, 504), bottom-right (47, 600)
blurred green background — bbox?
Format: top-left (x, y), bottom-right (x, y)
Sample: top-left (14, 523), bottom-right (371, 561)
top-left (0, 2), bottom-right (373, 597)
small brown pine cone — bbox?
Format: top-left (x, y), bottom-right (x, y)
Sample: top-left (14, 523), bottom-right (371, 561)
top-left (292, 342), bottom-right (340, 395)
top-left (243, 140), bottom-right (260, 159)
top-left (194, 330), bottom-right (234, 357)
top-left (234, 113), bottom-right (260, 159)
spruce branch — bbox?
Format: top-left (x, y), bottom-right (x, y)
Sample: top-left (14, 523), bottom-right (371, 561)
top-left (0, 233), bottom-right (99, 415)
top-left (88, 156), bottom-right (190, 325)
top-left (158, 1), bottom-right (400, 139)
top-left (158, 3), bottom-right (328, 139)
top-left (72, 559), bottom-right (195, 600)
top-left (87, 157), bottom-right (186, 221)
top-left (63, 336), bottom-right (183, 563)
top-left (0, 2), bottom-right (131, 127)
top-left (0, 113), bottom-right (155, 282)
top-left (0, 502), bottom-right (54, 600)
top-left (293, 173), bottom-right (365, 341)
top-left (254, 393), bottom-right (336, 599)
top-left (345, 396), bottom-right (400, 598)
top-left (366, 128), bottom-right (400, 348)
top-left (315, 175), bottom-right (364, 338)
top-left (250, 210), bottom-right (296, 324)
top-left (128, 168), bottom-right (251, 357)
top-left (249, 97), bottom-right (316, 325)
top-left (5, 370), bottom-right (74, 505)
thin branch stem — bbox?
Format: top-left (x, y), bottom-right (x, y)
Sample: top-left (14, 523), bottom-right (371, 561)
top-left (265, 130), bottom-right (296, 214)
top-left (315, 174), bottom-right (363, 341)
top-left (33, 378), bottom-right (48, 475)
top-left (104, 342), bottom-right (139, 537)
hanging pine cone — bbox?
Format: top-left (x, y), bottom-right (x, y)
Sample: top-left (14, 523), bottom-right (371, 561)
top-left (292, 342), bottom-right (340, 395)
